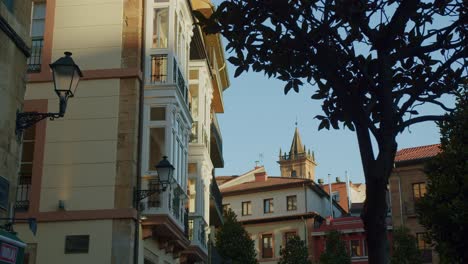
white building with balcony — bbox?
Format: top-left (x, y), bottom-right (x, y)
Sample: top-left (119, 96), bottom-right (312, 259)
top-left (140, 0), bottom-right (228, 263)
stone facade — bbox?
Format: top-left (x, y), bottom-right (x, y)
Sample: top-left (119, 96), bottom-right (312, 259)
top-left (0, 0), bottom-right (31, 219)
top-left (389, 144), bottom-right (441, 264)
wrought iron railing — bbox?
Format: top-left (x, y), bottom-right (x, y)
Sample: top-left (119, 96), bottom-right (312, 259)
top-left (184, 209), bottom-right (189, 239)
top-left (15, 179), bottom-right (31, 211)
top-left (210, 115), bottom-right (223, 154)
top-left (173, 58), bottom-right (188, 104)
top-left (150, 55), bottom-right (168, 83)
top-left (210, 177), bottom-right (223, 214)
top-left (27, 38), bottom-right (43, 72)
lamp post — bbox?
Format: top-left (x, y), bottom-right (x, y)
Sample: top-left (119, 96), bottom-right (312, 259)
top-left (135, 156), bottom-right (175, 202)
top-left (16, 51), bottom-right (82, 135)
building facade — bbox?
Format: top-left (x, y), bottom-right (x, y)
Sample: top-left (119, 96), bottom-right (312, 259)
top-left (218, 128), bottom-right (345, 263)
top-left (311, 216), bottom-right (393, 264)
top-left (389, 144), bottom-right (441, 264)
top-left (13, 0), bottom-right (228, 263)
top-left (0, 0), bottom-right (33, 262)
top-left (219, 167), bottom-right (344, 264)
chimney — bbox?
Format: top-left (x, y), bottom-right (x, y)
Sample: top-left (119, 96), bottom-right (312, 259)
top-left (318, 179), bottom-right (324, 185)
top-left (336, 177), bottom-right (341, 183)
top-left (254, 171), bottom-right (268, 182)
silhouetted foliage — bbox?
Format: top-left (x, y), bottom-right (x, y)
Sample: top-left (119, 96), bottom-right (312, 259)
top-left (215, 209), bottom-right (258, 264)
top-left (278, 235), bottom-right (310, 264)
top-left (319, 230), bottom-right (351, 264)
top-left (416, 95), bottom-right (468, 264)
top-left (390, 226), bottom-right (422, 264)
top-left (195, 1), bottom-right (467, 262)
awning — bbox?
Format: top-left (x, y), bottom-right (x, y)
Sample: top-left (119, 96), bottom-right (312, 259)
top-left (0, 230), bottom-right (25, 264)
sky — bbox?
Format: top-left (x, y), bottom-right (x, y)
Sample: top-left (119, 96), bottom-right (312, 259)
top-left (211, 1), bottom-right (451, 184)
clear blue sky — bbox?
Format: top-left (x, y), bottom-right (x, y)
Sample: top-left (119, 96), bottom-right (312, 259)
top-left (212, 1), bottom-right (450, 183)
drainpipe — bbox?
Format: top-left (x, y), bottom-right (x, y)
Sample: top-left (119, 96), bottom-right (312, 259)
top-left (395, 163), bottom-right (404, 226)
top-left (303, 183), bottom-right (309, 250)
top-left (328, 174), bottom-right (333, 218)
top-left (134, 2), bottom-right (146, 263)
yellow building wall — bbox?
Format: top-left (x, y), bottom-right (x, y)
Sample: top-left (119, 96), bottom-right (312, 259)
top-left (16, 220), bottom-right (113, 264)
top-left (245, 220), bottom-right (308, 264)
top-left (52, 0), bottom-right (123, 70)
top-left (26, 79), bottom-right (120, 211)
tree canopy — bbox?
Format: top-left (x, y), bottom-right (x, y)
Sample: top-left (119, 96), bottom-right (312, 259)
top-left (196, 1), bottom-right (466, 262)
top-left (278, 235), bottom-right (311, 264)
top-left (215, 209), bottom-right (258, 264)
top-left (390, 226), bottom-right (422, 264)
top-left (416, 95), bottom-right (468, 263)
top-left (319, 230), bottom-right (351, 264)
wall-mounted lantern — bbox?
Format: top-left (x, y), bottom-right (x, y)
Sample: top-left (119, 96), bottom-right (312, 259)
top-left (16, 52), bottom-right (82, 135)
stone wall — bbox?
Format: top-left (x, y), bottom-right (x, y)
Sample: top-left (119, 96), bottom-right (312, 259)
top-left (0, 1), bottom-right (31, 219)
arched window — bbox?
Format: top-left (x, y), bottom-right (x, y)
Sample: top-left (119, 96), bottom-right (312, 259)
top-left (291, 170), bottom-right (297, 177)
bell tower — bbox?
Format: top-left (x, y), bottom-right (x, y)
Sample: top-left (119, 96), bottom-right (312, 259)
top-left (278, 127), bottom-right (317, 180)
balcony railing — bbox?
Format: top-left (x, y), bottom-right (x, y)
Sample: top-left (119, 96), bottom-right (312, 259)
top-left (210, 114), bottom-right (223, 167)
top-left (27, 38), bottom-right (43, 72)
top-left (173, 58), bottom-right (188, 103)
top-left (150, 55), bottom-right (168, 83)
top-left (210, 178), bottom-right (222, 213)
top-left (15, 177), bottom-right (31, 211)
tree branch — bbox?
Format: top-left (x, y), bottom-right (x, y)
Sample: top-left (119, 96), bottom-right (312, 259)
top-left (398, 115), bottom-right (446, 132)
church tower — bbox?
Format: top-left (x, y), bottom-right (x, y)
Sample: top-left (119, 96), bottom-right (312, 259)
top-left (278, 127), bottom-right (317, 180)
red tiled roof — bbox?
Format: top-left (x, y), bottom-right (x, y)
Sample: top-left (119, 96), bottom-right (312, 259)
top-left (221, 177), bottom-right (310, 194)
top-left (395, 144), bottom-right (441, 163)
top-left (215, 176), bottom-right (238, 185)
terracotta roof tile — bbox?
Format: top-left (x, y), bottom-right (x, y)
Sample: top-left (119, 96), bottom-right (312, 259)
top-left (395, 143), bottom-right (441, 163)
top-left (220, 177), bottom-right (310, 193)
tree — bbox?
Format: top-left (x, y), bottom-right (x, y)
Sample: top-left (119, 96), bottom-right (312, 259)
top-left (278, 235), bottom-right (310, 264)
top-left (319, 230), bottom-right (351, 264)
top-left (390, 226), bottom-right (422, 264)
top-left (416, 95), bottom-right (468, 263)
top-left (195, 1), bottom-right (467, 262)
top-left (215, 209), bottom-right (258, 264)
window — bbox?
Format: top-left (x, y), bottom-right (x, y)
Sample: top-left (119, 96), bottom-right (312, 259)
top-left (28, 2), bottom-right (46, 72)
top-left (222, 204), bottom-right (230, 213)
top-left (149, 127), bottom-right (165, 171)
top-left (291, 170), bottom-right (297, 177)
top-left (350, 240), bottom-right (362, 257)
top-left (16, 126), bottom-right (35, 211)
top-left (284, 232), bottom-right (297, 245)
top-left (152, 8), bottom-right (168, 48)
top-left (262, 234), bottom-right (273, 258)
top-left (150, 55), bottom-right (168, 83)
top-left (65, 235), bottom-right (90, 254)
top-left (287, 195), bottom-right (297, 211)
top-left (242, 201), bottom-right (252, 216)
top-left (264, 198), bottom-right (274, 214)
top-left (417, 233), bottom-right (432, 262)
top-left (416, 233), bottom-right (429, 250)
top-left (150, 107), bottom-right (166, 121)
top-left (412, 182), bottom-right (427, 201)
top-left (332, 191), bottom-right (340, 202)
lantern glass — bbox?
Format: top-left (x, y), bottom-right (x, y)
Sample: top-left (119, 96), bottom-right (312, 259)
top-left (156, 156), bottom-right (174, 184)
top-left (50, 52), bottom-right (82, 99)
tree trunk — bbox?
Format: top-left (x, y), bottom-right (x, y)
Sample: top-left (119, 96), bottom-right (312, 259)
top-left (362, 164), bottom-right (390, 264)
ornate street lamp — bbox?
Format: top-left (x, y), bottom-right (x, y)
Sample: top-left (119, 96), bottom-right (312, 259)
top-left (16, 52), bottom-right (82, 135)
top-left (155, 156), bottom-right (175, 190)
top-left (135, 156), bottom-right (175, 203)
